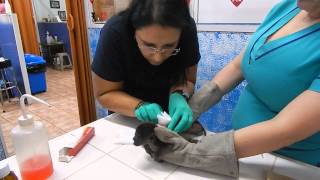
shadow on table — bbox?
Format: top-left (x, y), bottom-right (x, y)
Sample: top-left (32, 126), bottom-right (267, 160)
top-left (104, 113), bottom-right (141, 129)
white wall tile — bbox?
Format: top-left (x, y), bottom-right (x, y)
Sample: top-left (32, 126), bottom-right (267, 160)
top-left (66, 155), bottom-right (150, 180)
top-left (69, 118), bottom-right (137, 153)
top-left (272, 156), bottom-right (320, 180)
top-left (109, 145), bottom-right (177, 179)
top-left (48, 133), bottom-right (105, 179)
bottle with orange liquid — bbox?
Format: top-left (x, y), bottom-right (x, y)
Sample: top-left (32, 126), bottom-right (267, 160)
top-left (11, 94), bottom-right (54, 180)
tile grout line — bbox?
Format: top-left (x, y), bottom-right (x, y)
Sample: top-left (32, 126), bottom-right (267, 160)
top-left (106, 151), bottom-right (154, 180)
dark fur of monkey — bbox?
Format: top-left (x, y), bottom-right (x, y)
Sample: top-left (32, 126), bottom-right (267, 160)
top-left (133, 122), bottom-right (165, 162)
top-left (133, 121), bottom-right (206, 162)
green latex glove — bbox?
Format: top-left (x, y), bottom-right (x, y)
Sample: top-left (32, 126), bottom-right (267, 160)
top-left (168, 92), bottom-right (193, 133)
top-left (134, 102), bottom-right (162, 124)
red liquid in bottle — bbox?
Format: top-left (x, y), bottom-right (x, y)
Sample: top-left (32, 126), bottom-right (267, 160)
top-left (20, 155), bottom-right (53, 180)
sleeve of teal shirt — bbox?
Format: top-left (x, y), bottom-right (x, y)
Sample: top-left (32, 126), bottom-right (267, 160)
top-left (309, 74), bottom-right (320, 93)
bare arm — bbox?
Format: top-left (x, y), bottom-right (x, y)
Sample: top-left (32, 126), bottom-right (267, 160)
top-left (170, 65), bottom-right (198, 95)
top-left (212, 52), bottom-right (245, 94)
top-left (92, 72), bottom-right (142, 117)
top-left (234, 90), bottom-right (320, 158)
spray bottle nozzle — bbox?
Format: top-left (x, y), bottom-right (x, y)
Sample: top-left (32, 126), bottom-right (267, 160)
top-left (20, 94), bottom-right (51, 121)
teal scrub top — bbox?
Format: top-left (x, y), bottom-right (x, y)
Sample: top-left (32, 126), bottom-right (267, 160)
top-left (232, 0), bottom-right (320, 166)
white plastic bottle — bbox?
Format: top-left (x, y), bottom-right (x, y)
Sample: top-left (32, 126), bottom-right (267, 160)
top-left (11, 94), bottom-right (54, 180)
top-left (46, 31), bottom-right (51, 44)
top-left (4, 0), bottom-right (12, 14)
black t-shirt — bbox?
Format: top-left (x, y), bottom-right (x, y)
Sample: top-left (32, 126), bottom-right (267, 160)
top-left (92, 14), bottom-right (200, 110)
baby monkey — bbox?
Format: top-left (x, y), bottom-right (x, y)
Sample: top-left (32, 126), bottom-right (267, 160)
top-left (133, 122), bottom-right (165, 162)
top-left (133, 121), bottom-right (206, 162)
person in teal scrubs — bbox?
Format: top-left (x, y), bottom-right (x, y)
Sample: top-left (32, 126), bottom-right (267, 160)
top-left (231, 0), bottom-right (320, 166)
top-left (141, 0), bottom-right (320, 177)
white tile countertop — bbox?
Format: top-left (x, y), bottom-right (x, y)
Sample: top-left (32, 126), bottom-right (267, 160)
top-left (1, 113), bottom-right (320, 180)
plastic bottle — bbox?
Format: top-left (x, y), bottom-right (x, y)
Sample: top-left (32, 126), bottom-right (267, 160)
top-left (54, 35), bottom-right (58, 42)
top-left (4, 0), bottom-right (11, 14)
top-left (46, 31), bottom-right (51, 44)
top-left (11, 94), bottom-right (54, 180)
top-left (0, 161), bottom-right (18, 180)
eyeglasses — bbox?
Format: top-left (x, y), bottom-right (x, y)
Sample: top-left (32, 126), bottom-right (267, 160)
top-left (138, 45), bottom-right (181, 56)
top-left (135, 35), bottom-right (181, 56)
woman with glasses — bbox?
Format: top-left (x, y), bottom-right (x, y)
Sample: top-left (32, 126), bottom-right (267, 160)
top-left (92, 0), bottom-right (200, 133)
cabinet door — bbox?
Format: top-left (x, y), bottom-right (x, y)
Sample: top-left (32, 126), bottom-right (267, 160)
top-left (65, 0), bottom-right (96, 125)
top-left (9, 0), bottom-right (40, 55)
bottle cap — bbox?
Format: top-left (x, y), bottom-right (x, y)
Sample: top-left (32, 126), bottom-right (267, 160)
top-left (18, 114), bottom-right (34, 126)
top-left (0, 161), bottom-right (10, 178)
top-left (18, 94), bottom-right (50, 126)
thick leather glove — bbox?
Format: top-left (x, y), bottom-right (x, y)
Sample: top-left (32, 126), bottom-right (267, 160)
top-left (152, 126), bottom-right (239, 177)
top-left (189, 82), bottom-right (223, 121)
top-left (134, 102), bottom-right (162, 124)
top-left (168, 92), bottom-right (193, 133)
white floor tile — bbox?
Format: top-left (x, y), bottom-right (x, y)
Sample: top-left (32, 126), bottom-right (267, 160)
top-left (69, 119), bottom-right (138, 153)
top-left (237, 153), bottom-right (276, 179)
top-left (272, 156), bottom-right (320, 180)
top-left (66, 155), bottom-right (151, 180)
top-left (48, 133), bottom-right (106, 179)
top-left (109, 145), bottom-right (177, 179)
top-left (166, 167), bottom-right (235, 180)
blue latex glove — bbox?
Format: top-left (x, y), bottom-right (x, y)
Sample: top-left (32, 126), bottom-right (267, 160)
top-left (167, 92), bottom-right (193, 133)
top-left (134, 102), bottom-right (162, 124)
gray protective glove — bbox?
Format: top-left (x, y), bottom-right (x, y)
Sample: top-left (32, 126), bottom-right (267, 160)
top-left (189, 82), bottom-right (224, 121)
top-left (152, 126), bottom-right (239, 177)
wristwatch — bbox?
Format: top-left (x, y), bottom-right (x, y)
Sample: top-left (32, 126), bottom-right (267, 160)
top-left (172, 90), bottom-right (190, 101)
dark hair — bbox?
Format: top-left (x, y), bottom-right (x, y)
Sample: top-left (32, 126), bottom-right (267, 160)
top-left (121, 0), bottom-right (191, 30)
top-left (119, 0), bottom-right (191, 87)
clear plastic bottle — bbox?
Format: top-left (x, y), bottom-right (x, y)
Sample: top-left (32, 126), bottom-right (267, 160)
top-left (11, 94), bottom-right (54, 180)
top-left (46, 31), bottom-right (51, 44)
top-left (4, 0), bottom-right (12, 14)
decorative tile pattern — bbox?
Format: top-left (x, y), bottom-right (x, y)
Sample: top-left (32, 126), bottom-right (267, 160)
top-left (197, 32), bottom-right (250, 132)
top-left (88, 28), bottom-right (102, 60)
top-left (95, 100), bottom-right (108, 120)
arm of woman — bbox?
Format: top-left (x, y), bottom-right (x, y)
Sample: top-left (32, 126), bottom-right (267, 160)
top-left (213, 51), bottom-right (245, 94)
top-left (167, 65), bottom-right (198, 132)
top-left (92, 72), bottom-right (142, 117)
top-left (170, 64), bottom-right (197, 95)
top-left (234, 90), bottom-right (320, 158)
top-left (188, 52), bottom-right (245, 121)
